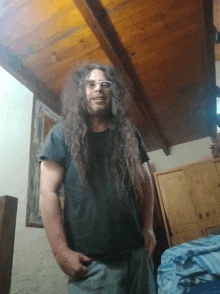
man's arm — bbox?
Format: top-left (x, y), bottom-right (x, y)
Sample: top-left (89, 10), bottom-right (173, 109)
top-left (39, 159), bottom-right (93, 278)
top-left (137, 161), bottom-right (156, 258)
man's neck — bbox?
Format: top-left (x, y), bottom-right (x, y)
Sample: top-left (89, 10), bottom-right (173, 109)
top-left (89, 116), bottom-right (109, 133)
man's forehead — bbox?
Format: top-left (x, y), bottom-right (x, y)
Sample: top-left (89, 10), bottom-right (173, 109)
top-left (87, 69), bottom-right (106, 80)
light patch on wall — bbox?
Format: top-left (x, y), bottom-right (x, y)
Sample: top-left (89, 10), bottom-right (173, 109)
top-left (0, 66), bottom-right (29, 110)
top-left (217, 97), bottom-right (220, 133)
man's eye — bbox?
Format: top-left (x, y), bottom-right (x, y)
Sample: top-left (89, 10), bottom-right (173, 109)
top-left (88, 81), bottom-right (95, 87)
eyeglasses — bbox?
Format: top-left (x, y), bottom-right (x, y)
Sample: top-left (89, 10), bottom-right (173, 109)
top-left (85, 79), bottom-right (112, 90)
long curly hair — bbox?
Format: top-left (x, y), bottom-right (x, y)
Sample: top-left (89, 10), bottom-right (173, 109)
top-left (61, 62), bottom-right (145, 200)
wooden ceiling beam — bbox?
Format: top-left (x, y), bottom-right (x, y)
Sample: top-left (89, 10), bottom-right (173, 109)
top-left (74, 0), bottom-right (171, 155)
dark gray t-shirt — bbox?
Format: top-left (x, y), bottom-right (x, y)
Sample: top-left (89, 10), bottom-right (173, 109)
top-left (39, 122), bottom-right (150, 258)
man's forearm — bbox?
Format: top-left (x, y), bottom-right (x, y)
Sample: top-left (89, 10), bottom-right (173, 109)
top-left (140, 179), bottom-right (155, 233)
top-left (39, 192), bottom-right (69, 256)
top-left (137, 162), bottom-right (155, 233)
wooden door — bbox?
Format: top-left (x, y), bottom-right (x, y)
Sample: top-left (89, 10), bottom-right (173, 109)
top-left (184, 160), bottom-right (220, 236)
top-left (215, 160), bottom-right (220, 178)
top-left (157, 170), bottom-right (203, 246)
top-left (155, 158), bottom-right (220, 247)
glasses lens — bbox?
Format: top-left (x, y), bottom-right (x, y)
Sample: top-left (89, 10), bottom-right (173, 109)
top-left (86, 80), bottom-right (112, 89)
top-left (86, 80), bottom-right (96, 89)
top-left (101, 81), bottom-right (112, 89)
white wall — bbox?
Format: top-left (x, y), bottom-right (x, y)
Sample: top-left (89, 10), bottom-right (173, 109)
top-left (216, 61), bottom-right (220, 89)
top-left (0, 66), bottom-right (68, 294)
top-left (148, 137), bottom-right (213, 172)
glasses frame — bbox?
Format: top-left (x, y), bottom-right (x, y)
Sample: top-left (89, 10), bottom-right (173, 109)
top-left (85, 79), bottom-right (112, 90)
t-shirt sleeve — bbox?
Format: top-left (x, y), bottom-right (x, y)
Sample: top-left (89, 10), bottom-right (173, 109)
top-left (135, 129), bottom-right (150, 163)
top-left (38, 123), bottom-right (66, 167)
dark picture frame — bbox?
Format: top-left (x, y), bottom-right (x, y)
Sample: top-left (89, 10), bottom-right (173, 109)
top-left (26, 99), bottom-right (62, 228)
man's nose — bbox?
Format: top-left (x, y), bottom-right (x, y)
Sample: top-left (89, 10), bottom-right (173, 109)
top-left (94, 82), bottom-right (101, 91)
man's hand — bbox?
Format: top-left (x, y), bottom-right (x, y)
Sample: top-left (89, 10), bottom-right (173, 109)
top-left (143, 227), bottom-right (156, 259)
top-left (55, 248), bottom-right (93, 278)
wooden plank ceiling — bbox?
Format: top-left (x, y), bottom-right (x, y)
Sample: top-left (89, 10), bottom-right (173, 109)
top-left (0, 0), bottom-right (217, 153)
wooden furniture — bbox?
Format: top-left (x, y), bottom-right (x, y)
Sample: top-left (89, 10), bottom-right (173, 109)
top-left (154, 158), bottom-right (220, 247)
top-left (0, 195), bottom-right (18, 294)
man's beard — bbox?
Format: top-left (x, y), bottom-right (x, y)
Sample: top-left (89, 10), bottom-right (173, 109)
top-left (86, 104), bottom-right (112, 118)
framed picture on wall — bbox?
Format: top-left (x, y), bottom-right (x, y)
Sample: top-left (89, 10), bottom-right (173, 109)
top-left (26, 99), bottom-right (63, 228)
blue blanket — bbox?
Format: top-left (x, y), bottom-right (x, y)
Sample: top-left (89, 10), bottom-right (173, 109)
top-left (157, 235), bottom-right (220, 294)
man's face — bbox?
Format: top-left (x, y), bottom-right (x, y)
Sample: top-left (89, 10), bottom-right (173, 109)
top-left (85, 69), bottom-right (112, 116)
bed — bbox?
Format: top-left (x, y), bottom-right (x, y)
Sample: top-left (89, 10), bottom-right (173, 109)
top-left (157, 234), bottom-right (220, 293)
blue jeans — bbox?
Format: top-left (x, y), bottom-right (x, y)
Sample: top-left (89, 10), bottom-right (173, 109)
top-left (68, 248), bottom-right (156, 294)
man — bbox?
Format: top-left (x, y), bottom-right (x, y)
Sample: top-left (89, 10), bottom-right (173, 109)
top-left (39, 63), bottom-right (157, 293)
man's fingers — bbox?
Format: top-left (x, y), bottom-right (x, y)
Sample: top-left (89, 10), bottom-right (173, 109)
top-left (81, 264), bottom-right (89, 272)
top-left (148, 240), bottom-right (157, 259)
top-left (80, 254), bottom-right (93, 264)
top-left (78, 264), bottom-right (89, 277)
top-left (148, 245), bottom-right (154, 258)
top-left (70, 264), bottom-right (88, 278)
